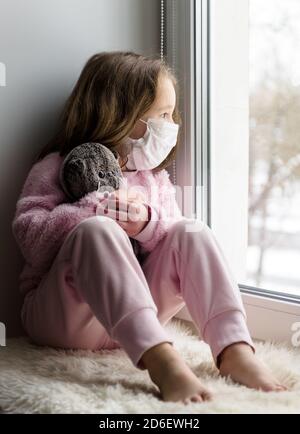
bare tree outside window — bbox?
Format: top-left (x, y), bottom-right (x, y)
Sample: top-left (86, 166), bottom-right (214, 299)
top-left (247, 0), bottom-right (300, 295)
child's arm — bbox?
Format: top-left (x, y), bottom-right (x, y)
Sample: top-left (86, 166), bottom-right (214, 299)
top-left (131, 169), bottom-right (183, 252)
top-left (11, 153), bottom-right (103, 271)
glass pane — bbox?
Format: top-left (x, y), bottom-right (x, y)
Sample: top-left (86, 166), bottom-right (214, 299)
top-left (247, 0), bottom-right (300, 296)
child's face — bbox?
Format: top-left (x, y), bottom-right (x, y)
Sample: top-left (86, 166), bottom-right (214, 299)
top-left (129, 73), bottom-right (176, 140)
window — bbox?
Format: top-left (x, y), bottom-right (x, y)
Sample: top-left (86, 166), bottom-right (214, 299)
top-left (169, 0), bottom-right (300, 343)
top-left (247, 0), bottom-right (300, 297)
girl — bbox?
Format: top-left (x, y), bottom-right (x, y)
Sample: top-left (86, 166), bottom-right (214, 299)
top-left (12, 51), bottom-right (286, 405)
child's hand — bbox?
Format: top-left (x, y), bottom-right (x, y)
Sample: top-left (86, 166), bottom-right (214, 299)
top-left (96, 189), bottom-right (150, 237)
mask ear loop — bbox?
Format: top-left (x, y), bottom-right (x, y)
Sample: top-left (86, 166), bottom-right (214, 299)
top-left (128, 119), bottom-right (149, 146)
top-left (127, 119), bottom-right (147, 141)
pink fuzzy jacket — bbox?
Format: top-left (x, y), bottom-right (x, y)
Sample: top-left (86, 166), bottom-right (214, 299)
top-left (12, 151), bottom-right (183, 296)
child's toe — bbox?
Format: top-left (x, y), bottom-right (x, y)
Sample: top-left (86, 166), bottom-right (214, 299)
top-left (191, 394), bottom-right (203, 403)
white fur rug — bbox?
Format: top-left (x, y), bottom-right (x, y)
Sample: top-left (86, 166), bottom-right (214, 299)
top-left (0, 318), bottom-right (300, 414)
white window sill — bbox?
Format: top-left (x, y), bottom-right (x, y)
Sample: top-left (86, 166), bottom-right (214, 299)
top-left (175, 292), bottom-right (300, 346)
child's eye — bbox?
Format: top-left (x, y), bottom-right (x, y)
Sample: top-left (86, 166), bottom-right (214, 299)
top-left (161, 113), bottom-right (168, 119)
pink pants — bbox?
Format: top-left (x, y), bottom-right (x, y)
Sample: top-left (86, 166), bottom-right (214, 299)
top-left (21, 216), bottom-right (254, 370)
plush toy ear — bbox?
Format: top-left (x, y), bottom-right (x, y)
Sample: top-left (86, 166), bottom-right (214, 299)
top-left (68, 158), bottom-right (86, 174)
top-left (111, 149), bottom-right (119, 160)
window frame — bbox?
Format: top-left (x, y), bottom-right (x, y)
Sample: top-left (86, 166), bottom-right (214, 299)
top-left (167, 0), bottom-right (300, 345)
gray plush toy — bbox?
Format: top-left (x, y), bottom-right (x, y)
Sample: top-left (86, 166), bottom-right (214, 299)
top-left (59, 142), bottom-right (123, 202)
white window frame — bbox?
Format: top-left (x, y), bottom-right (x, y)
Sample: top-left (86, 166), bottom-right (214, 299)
top-left (166, 0), bottom-right (300, 346)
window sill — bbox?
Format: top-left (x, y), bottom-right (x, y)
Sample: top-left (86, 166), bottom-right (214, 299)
top-left (175, 290), bottom-right (300, 346)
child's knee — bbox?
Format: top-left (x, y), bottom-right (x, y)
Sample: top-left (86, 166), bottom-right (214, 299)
top-left (169, 218), bottom-right (209, 246)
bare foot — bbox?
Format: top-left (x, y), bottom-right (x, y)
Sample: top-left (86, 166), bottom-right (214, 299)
top-left (141, 343), bottom-right (213, 404)
top-left (219, 342), bottom-right (288, 392)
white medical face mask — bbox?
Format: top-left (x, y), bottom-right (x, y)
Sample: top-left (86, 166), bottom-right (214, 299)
top-left (125, 118), bottom-right (179, 170)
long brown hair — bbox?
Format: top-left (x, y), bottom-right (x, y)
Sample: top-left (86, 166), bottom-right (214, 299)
top-left (34, 51), bottom-right (182, 173)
